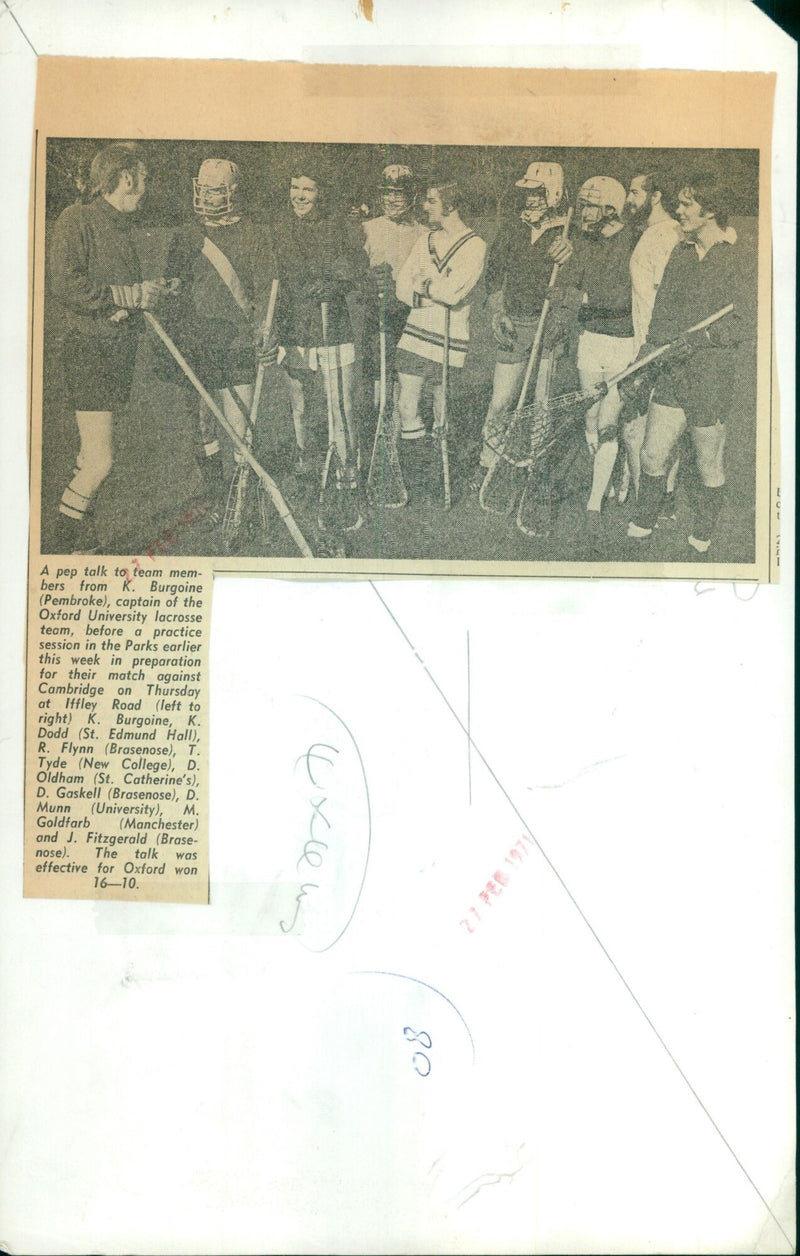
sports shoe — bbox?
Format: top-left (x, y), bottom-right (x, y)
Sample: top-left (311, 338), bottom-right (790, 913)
top-left (688, 534), bottom-right (711, 554)
top-left (627, 521), bottom-right (653, 539)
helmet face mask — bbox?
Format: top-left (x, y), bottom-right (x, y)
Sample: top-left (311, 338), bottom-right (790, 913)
top-left (515, 162), bottom-right (565, 222)
top-left (382, 188), bottom-right (411, 220)
top-left (380, 164), bottom-right (414, 221)
top-left (577, 176), bottom-right (626, 234)
top-left (193, 159), bottom-right (240, 221)
top-left (520, 184), bottom-right (550, 225)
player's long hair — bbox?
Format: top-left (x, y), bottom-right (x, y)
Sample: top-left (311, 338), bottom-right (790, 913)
top-left (87, 143), bottom-right (147, 200)
top-left (683, 170), bottom-right (731, 230)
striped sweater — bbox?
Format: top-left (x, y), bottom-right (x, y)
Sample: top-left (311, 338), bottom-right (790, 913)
top-left (395, 226), bottom-right (486, 368)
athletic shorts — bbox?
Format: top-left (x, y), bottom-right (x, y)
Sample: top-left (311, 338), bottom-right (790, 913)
top-left (495, 316), bottom-right (539, 366)
top-left (61, 327), bottom-right (139, 411)
top-left (576, 329), bottom-right (635, 381)
top-left (283, 343), bottom-right (355, 378)
top-left (651, 352), bottom-right (735, 428)
top-left (394, 348), bottom-right (462, 386)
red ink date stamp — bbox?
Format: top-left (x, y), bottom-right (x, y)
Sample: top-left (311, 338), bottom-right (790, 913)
top-left (460, 833), bottom-right (535, 934)
top-left (117, 501), bottom-right (209, 588)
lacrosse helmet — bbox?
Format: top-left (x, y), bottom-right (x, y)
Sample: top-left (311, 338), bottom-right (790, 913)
top-left (515, 162), bottom-right (565, 209)
top-left (193, 158), bottom-right (240, 221)
top-left (576, 176), bottom-right (626, 231)
top-left (381, 164), bottom-right (414, 217)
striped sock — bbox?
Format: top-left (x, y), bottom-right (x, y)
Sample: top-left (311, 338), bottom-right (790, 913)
top-left (59, 483), bottom-right (91, 522)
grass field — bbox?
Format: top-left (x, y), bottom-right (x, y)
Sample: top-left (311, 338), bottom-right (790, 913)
top-left (40, 216), bottom-right (758, 565)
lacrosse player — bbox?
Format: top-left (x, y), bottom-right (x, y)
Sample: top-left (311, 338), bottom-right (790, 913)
top-left (623, 169), bottom-right (683, 504)
top-left (361, 165), bottom-right (422, 406)
top-left (49, 142), bottom-right (164, 552)
top-left (627, 171), bottom-right (743, 555)
top-left (479, 162), bottom-right (573, 471)
top-left (154, 158), bottom-right (278, 524)
top-left (270, 165), bottom-right (361, 482)
top-left (394, 177), bottom-right (486, 442)
top-left (554, 175), bottom-right (636, 541)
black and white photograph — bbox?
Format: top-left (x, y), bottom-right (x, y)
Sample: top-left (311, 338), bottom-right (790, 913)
top-left (39, 137), bottom-right (762, 568)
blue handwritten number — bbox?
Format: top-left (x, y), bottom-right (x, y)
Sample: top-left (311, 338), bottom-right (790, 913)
top-left (412, 1052), bottom-right (431, 1077)
top-left (404, 1027), bottom-right (432, 1077)
top-left (403, 1027), bottom-right (432, 1049)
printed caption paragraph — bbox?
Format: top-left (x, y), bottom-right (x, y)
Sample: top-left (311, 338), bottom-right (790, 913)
top-left (25, 561), bottom-right (211, 903)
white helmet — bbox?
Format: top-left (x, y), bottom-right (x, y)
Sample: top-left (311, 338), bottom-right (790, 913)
top-left (381, 164), bottom-right (414, 193)
top-left (576, 176), bottom-right (626, 228)
top-left (515, 162), bottom-right (564, 209)
top-left (193, 158), bottom-right (240, 220)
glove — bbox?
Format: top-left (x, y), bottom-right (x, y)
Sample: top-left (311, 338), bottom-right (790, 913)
top-left (491, 312), bottom-right (516, 350)
top-left (369, 262), bottom-right (393, 300)
top-left (303, 278), bottom-right (340, 303)
top-left (705, 316), bottom-right (738, 348)
top-left (547, 236), bottom-right (574, 265)
top-left (542, 306), bottom-right (572, 351)
top-left (256, 332), bottom-right (282, 366)
top-left (618, 364), bottom-right (653, 406)
top-left (110, 279), bottom-right (165, 311)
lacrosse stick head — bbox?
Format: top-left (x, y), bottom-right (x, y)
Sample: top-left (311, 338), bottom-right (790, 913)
top-left (484, 401), bottom-right (557, 469)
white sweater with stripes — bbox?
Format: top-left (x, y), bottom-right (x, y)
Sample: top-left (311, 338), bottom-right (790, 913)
top-left (395, 225), bottom-right (486, 368)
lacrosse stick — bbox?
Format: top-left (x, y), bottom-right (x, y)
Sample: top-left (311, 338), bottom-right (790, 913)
top-left (480, 207), bottom-right (573, 516)
top-left (436, 305), bottom-right (453, 509)
top-left (318, 302), bottom-right (363, 535)
top-left (544, 303), bottom-right (735, 419)
top-left (221, 278), bottom-right (280, 550)
top-left (144, 311), bottom-right (313, 558)
top-left (516, 347), bottom-right (570, 538)
top-left (367, 293), bottom-right (408, 508)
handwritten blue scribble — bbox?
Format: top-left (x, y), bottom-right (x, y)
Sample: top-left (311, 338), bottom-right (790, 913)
top-left (296, 696), bottom-right (371, 953)
top-left (354, 970), bottom-right (475, 1063)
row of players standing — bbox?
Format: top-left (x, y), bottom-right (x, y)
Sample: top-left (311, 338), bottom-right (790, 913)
top-left (48, 142), bottom-right (743, 556)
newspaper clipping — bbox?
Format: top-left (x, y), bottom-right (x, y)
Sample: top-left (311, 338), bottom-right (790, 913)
top-left (25, 61), bottom-right (778, 902)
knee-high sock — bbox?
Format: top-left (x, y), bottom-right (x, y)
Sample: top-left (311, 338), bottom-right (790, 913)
top-left (59, 457), bottom-right (109, 520)
top-left (692, 483), bottom-right (725, 543)
top-left (632, 472), bottom-right (667, 531)
top-left (587, 438), bottom-right (618, 512)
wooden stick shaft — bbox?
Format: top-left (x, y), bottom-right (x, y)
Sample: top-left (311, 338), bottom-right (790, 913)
top-left (515, 207), bottom-right (573, 413)
top-left (606, 303), bottom-right (734, 390)
top-left (441, 306), bottom-right (452, 509)
top-left (250, 277), bottom-right (280, 427)
top-left (144, 311), bottom-right (313, 558)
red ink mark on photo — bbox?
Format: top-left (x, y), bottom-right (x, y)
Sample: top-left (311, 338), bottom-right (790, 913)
top-left (119, 501), bottom-right (209, 588)
top-left (460, 834), bottom-right (534, 934)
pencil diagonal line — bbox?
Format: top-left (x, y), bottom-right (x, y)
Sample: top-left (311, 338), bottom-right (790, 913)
top-left (368, 581), bottom-right (794, 1253)
top-left (1, 0), bottom-right (39, 54)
